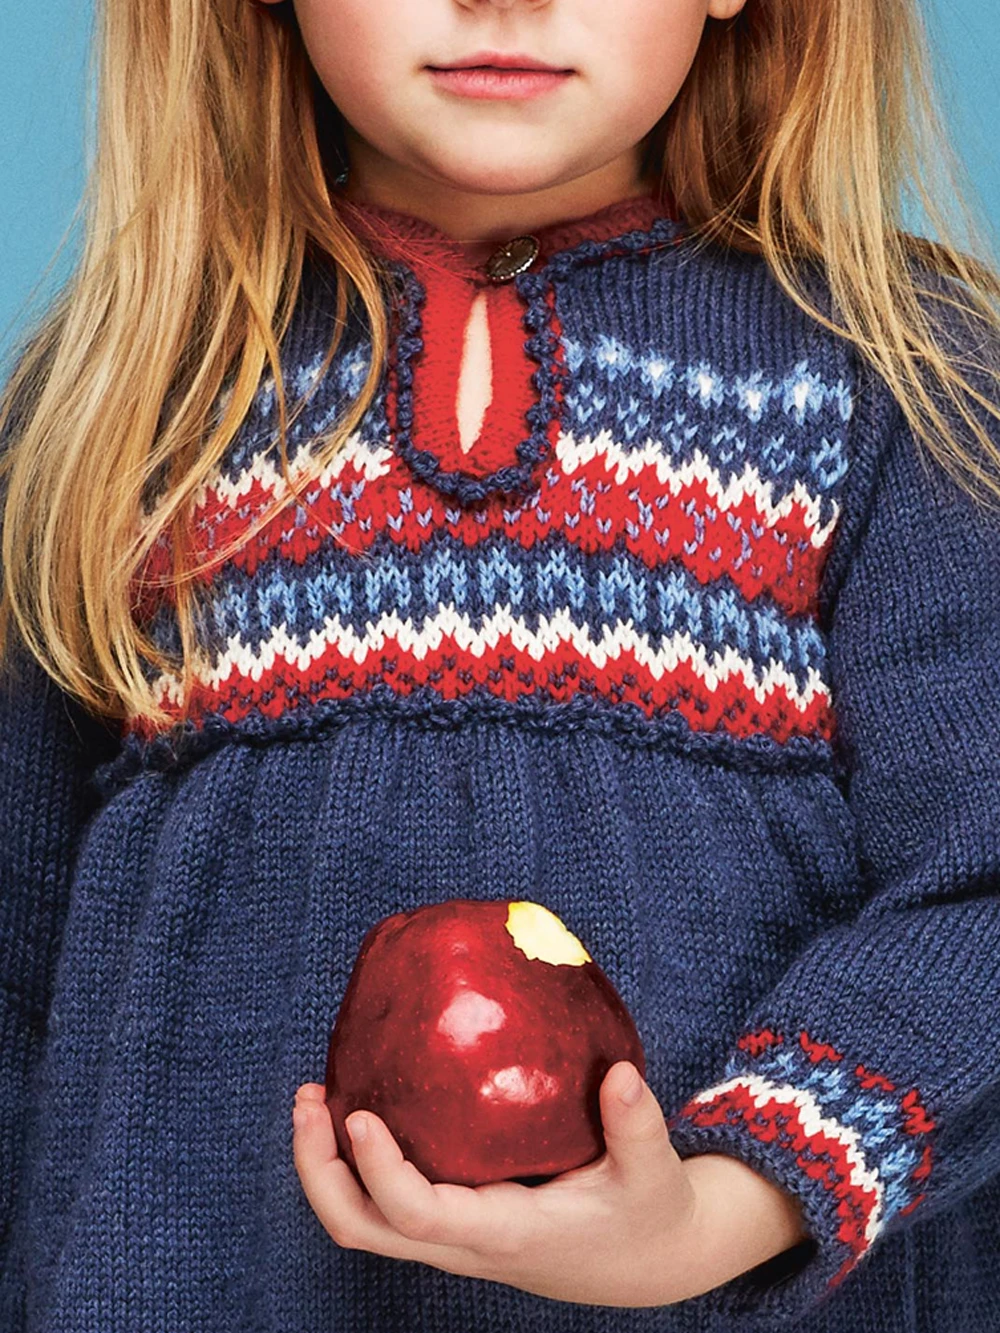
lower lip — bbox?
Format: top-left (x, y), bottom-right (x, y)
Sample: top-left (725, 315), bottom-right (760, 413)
top-left (427, 67), bottom-right (573, 100)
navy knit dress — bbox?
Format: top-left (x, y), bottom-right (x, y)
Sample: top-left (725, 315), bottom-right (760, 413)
top-left (2, 189), bottom-right (999, 1332)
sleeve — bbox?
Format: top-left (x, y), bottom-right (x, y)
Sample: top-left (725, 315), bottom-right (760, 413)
top-left (0, 577), bottom-right (121, 1315)
top-left (665, 348), bottom-right (1000, 1323)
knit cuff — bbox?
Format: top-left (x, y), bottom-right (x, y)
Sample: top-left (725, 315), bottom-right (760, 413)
top-left (665, 1026), bottom-right (935, 1324)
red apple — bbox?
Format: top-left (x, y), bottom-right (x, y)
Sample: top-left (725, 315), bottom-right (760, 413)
top-left (324, 898), bottom-right (645, 1187)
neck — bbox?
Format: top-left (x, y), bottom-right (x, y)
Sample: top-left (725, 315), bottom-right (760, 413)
top-left (338, 141), bottom-right (653, 259)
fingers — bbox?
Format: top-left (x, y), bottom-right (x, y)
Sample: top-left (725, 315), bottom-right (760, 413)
top-left (291, 1084), bottom-right (528, 1265)
top-left (598, 1062), bottom-right (680, 1193)
top-left (343, 1109), bottom-right (465, 1244)
top-left (292, 1086), bottom-right (393, 1248)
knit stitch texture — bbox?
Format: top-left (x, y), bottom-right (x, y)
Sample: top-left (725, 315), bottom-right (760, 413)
top-left (1, 189), bottom-right (999, 1332)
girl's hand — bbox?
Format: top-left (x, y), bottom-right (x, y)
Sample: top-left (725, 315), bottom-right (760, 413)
top-left (293, 1062), bottom-right (741, 1308)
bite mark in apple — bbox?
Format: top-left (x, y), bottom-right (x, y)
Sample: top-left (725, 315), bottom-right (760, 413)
top-left (505, 901), bottom-right (593, 966)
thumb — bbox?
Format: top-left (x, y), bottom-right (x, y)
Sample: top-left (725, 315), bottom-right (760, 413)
top-left (600, 1061), bottom-right (677, 1184)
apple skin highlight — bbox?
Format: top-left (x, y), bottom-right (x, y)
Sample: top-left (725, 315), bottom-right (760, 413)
top-left (324, 899), bottom-right (646, 1187)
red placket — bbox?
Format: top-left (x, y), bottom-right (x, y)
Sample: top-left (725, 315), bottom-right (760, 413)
top-left (405, 272), bottom-right (535, 479)
top-left (336, 190), bottom-right (678, 485)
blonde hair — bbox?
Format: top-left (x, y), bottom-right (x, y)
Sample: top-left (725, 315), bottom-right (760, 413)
top-left (2, 0), bottom-right (999, 728)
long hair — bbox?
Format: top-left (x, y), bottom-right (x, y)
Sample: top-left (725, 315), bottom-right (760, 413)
top-left (2, 0), bottom-right (999, 727)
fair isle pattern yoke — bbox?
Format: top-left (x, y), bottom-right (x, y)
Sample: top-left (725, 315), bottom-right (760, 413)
top-left (128, 273), bottom-right (853, 769)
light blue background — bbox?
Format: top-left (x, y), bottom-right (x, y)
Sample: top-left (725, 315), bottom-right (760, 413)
top-left (2, 1), bottom-right (998, 366)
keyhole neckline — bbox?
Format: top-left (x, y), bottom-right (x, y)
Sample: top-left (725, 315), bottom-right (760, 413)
top-left (337, 188), bottom-right (687, 506)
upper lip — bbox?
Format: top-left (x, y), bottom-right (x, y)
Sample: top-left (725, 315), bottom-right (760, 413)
top-left (429, 52), bottom-right (570, 72)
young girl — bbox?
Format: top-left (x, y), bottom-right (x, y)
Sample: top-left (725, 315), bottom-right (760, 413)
top-left (2, 0), bottom-right (999, 1328)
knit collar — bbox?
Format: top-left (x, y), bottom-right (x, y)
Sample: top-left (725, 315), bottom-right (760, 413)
top-left (335, 185), bottom-right (681, 285)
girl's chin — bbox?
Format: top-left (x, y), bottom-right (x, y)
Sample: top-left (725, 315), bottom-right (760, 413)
top-left (407, 158), bottom-right (595, 199)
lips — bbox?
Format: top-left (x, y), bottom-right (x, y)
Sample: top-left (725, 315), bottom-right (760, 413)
top-left (429, 51), bottom-right (570, 73)
top-left (434, 65), bottom-right (559, 71)
top-left (426, 67), bottom-right (573, 101)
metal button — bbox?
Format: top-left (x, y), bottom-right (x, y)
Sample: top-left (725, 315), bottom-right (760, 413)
top-left (484, 234), bottom-right (540, 284)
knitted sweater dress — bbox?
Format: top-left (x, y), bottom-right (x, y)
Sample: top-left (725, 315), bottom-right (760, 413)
top-left (2, 188), bottom-right (999, 1333)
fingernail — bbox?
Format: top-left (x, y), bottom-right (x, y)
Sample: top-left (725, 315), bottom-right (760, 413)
top-left (348, 1114), bottom-right (369, 1143)
top-left (620, 1070), bottom-right (643, 1106)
